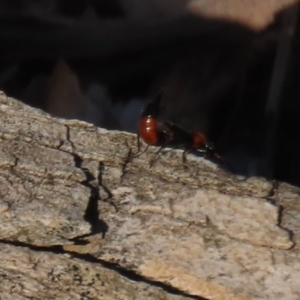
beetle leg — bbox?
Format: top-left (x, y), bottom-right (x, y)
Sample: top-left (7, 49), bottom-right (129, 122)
top-left (182, 149), bottom-right (188, 163)
top-left (149, 146), bottom-right (163, 167)
top-left (137, 131), bottom-right (141, 152)
top-left (132, 131), bottom-right (150, 158)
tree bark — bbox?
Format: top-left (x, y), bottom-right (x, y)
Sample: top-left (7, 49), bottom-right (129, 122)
top-left (0, 91), bottom-right (299, 300)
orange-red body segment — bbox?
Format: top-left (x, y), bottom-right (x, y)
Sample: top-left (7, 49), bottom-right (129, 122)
top-left (139, 116), bottom-right (159, 145)
top-left (192, 132), bottom-right (207, 149)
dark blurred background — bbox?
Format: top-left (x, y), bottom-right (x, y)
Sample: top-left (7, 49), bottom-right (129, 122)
top-left (1, 0), bottom-right (300, 185)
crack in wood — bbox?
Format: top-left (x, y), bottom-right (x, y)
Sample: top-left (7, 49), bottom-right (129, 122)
top-left (0, 239), bottom-right (208, 300)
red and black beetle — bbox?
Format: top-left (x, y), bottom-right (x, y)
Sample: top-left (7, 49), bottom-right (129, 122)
top-left (138, 94), bottom-right (218, 159)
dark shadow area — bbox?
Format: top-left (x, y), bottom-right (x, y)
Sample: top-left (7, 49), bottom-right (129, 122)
top-left (0, 14), bottom-right (256, 102)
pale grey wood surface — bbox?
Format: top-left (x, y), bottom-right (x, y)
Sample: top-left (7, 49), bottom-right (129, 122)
top-left (0, 91), bottom-right (300, 300)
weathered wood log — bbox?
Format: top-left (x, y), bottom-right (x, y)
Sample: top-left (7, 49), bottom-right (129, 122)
top-left (0, 91), bottom-right (300, 299)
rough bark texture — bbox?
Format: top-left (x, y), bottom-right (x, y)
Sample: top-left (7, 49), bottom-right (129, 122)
top-left (0, 91), bottom-right (300, 299)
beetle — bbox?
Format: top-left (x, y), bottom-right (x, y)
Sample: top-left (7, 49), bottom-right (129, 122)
top-left (138, 94), bottom-right (218, 160)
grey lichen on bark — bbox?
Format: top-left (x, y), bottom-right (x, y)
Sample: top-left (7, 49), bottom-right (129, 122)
top-left (0, 91), bottom-right (300, 300)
